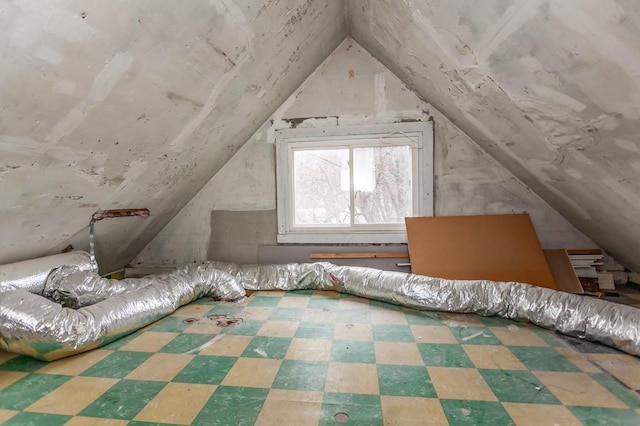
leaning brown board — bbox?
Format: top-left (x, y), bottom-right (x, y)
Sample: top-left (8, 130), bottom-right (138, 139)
top-left (405, 214), bottom-right (557, 289)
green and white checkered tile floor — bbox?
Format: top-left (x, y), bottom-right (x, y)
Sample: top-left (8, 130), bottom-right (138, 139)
top-left (1, 290), bottom-right (639, 425)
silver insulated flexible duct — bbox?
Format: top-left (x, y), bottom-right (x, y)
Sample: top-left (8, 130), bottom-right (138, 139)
top-left (0, 259), bottom-right (638, 360)
top-left (0, 251), bottom-right (94, 294)
top-left (0, 263), bottom-right (246, 360)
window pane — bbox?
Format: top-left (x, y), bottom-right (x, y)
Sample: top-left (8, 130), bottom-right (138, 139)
top-left (353, 146), bottom-right (412, 224)
top-left (293, 149), bottom-right (350, 226)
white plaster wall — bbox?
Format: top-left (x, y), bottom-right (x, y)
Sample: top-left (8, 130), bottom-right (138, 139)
top-left (348, 0), bottom-right (640, 271)
top-left (0, 0), bottom-right (346, 273)
top-left (135, 38), bottom-right (594, 266)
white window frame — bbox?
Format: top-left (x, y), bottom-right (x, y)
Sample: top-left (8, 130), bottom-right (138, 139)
top-left (275, 121), bottom-right (433, 243)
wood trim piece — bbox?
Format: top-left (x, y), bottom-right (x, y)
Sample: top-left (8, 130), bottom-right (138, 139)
top-left (309, 252), bottom-right (409, 259)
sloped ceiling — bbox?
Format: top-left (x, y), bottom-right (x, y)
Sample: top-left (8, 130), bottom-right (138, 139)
top-left (0, 0), bottom-right (346, 273)
top-left (2, 0), bottom-right (639, 273)
top-left (348, 0), bottom-right (640, 272)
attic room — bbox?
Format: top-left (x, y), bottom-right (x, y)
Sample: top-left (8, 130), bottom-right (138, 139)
top-left (1, 0), bottom-right (639, 424)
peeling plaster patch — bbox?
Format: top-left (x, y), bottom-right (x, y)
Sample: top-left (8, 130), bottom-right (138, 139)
top-left (291, 117), bottom-right (338, 128)
top-left (614, 138), bottom-right (639, 153)
top-left (564, 168), bottom-right (583, 179)
top-left (52, 79), bottom-right (77, 96)
top-left (374, 72), bottom-right (387, 115)
top-left (34, 46), bottom-right (63, 65)
top-left (511, 96), bottom-right (598, 150)
top-left (269, 86), bottom-right (300, 143)
top-left (338, 110), bottom-right (427, 126)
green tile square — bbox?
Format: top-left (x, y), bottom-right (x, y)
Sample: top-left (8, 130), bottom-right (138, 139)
top-left (509, 346), bottom-right (580, 372)
top-left (568, 406), bottom-right (640, 425)
top-left (440, 399), bottom-right (514, 425)
top-left (320, 393), bottom-right (382, 426)
top-left (221, 319), bottom-right (264, 336)
top-left (148, 316), bottom-right (190, 333)
top-left (0, 355), bottom-right (48, 372)
top-left (101, 330), bottom-right (144, 350)
top-left (405, 310), bottom-right (444, 325)
top-left (192, 386), bottom-right (269, 426)
top-left (205, 305), bottom-right (245, 317)
top-left (307, 297), bottom-right (340, 310)
top-left (172, 355), bottom-right (237, 385)
top-left (295, 322), bottom-right (335, 339)
top-left (80, 351), bottom-right (152, 378)
top-left (128, 422), bottom-right (181, 426)
top-left (418, 343), bottom-right (475, 368)
top-left (269, 308), bottom-right (305, 321)
top-left (331, 340), bottom-right (376, 363)
top-left (590, 373), bottom-right (640, 409)
top-left (79, 379), bottom-right (166, 420)
top-left (336, 309), bottom-right (372, 324)
top-left (272, 360), bottom-right (328, 391)
top-left (241, 336), bottom-right (291, 359)
top-left (368, 299), bottom-right (402, 310)
top-left (248, 296), bottom-right (280, 307)
top-left (283, 289), bottom-right (315, 297)
top-left (0, 373), bottom-right (71, 410)
top-left (450, 327), bottom-right (502, 345)
top-left (372, 324), bottom-right (414, 342)
top-left (158, 333), bottom-right (217, 354)
top-left (529, 328), bottom-right (566, 347)
top-left (2, 412), bottom-right (71, 425)
top-left (478, 316), bottom-right (520, 327)
top-left (377, 364), bottom-right (436, 397)
top-left (478, 369), bottom-right (560, 404)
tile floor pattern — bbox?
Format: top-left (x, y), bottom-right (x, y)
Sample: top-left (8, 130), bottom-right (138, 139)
top-left (0, 290), bottom-right (639, 425)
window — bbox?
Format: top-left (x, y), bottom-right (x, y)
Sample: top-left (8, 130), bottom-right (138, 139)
top-left (275, 122), bottom-right (433, 243)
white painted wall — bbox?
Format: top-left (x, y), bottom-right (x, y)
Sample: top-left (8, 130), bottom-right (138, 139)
top-left (135, 39), bottom-right (594, 266)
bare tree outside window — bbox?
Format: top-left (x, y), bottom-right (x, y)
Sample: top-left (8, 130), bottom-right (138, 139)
top-left (354, 146), bottom-right (411, 224)
top-left (292, 145), bottom-right (411, 226)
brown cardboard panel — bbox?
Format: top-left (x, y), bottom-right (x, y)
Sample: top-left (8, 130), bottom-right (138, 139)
top-left (544, 249), bottom-right (584, 294)
top-left (405, 214), bottom-right (557, 289)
